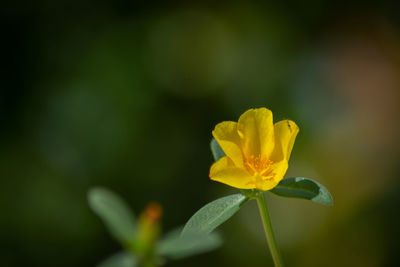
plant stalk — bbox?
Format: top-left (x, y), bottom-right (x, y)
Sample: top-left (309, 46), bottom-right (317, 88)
top-left (256, 192), bottom-right (284, 267)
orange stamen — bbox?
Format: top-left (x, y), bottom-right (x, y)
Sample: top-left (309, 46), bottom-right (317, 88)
top-left (245, 155), bottom-right (274, 180)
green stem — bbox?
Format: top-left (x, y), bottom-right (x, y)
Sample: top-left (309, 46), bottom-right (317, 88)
top-left (256, 192), bottom-right (284, 267)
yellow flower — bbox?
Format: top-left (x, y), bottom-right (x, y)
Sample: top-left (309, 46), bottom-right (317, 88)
top-left (209, 108), bottom-right (299, 191)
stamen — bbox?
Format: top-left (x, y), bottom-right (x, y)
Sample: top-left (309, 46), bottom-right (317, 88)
top-left (244, 155), bottom-right (274, 179)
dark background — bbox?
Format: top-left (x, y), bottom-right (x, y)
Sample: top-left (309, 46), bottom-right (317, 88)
top-left (2, 1), bottom-right (400, 266)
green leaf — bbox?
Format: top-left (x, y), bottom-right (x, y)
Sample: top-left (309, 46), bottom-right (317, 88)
top-left (210, 138), bottom-right (225, 161)
top-left (88, 187), bottom-right (136, 244)
top-left (181, 194), bottom-right (248, 236)
top-left (270, 177), bottom-right (333, 205)
top-left (157, 227), bottom-right (222, 259)
top-left (97, 251), bottom-right (137, 267)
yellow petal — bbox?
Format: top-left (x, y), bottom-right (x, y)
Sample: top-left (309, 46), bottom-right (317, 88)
top-left (270, 120), bottom-right (299, 162)
top-left (254, 176), bottom-right (280, 191)
top-left (271, 160), bottom-right (289, 183)
top-left (237, 108), bottom-right (274, 159)
top-left (212, 121), bottom-right (243, 167)
top-left (209, 156), bottom-right (255, 189)
top-left (251, 160), bottom-right (288, 190)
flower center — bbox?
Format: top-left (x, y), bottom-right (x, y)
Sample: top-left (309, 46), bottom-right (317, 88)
top-left (244, 155), bottom-right (274, 178)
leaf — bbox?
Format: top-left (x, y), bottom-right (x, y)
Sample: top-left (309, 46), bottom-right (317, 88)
top-left (210, 138), bottom-right (225, 161)
top-left (269, 177), bottom-right (333, 205)
top-left (181, 193), bottom-right (248, 236)
top-left (88, 187), bottom-right (136, 244)
top-left (157, 227), bottom-right (222, 259)
top-left (97, 251), bottom-right (137, 267)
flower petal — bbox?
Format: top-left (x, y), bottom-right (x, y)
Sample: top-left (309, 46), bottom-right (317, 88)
top-left (237, 108), bottom-right (274, 158)
top-left (250, 160), bottom-right (288, 190)
top-left (209, 157), bottom-right (255, 189)
top-left (212, 121), bottom-right (243, 167)
top-left (254, 176), bottom-right (280, 191)
top-left (271, 160), bottom-right (289, 183)
top-left (270, 120), bottom-right (299, 162)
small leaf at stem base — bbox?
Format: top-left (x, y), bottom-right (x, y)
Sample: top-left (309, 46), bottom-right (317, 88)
top-left (210, 138), bottom-right (225, 162)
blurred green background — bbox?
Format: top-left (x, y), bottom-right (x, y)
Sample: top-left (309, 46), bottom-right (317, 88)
top-left (2, 1), bottom-right (400, 266)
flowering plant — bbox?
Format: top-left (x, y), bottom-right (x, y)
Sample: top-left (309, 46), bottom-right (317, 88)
top-left (89, 108), bottom-right (332, 267)
top-left (88, 188), bottom-right (221, 267)
top-left (182, 108), bottom-right (333, 267)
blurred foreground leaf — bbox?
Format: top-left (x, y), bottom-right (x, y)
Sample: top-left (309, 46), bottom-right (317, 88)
top-left (88, 187), bottom-right (136, 244)
top-left (210, 138), bottom-right (225, 161)
top-left (157, 227), bottom-right (222, 259)
top-left (270, 177), bottom-right (333, 205)
top-left (97, 251), bottom-right (137, 267)
top-left (181, 194), bottom-right (248, 236)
